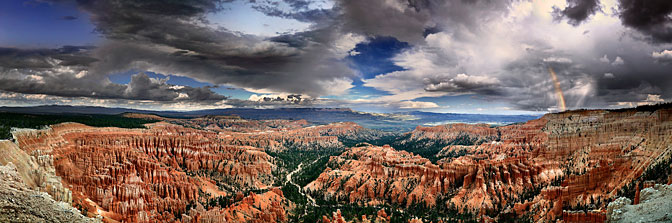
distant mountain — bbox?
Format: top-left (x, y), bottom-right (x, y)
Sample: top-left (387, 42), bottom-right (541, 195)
top-left (0, 105), bottom-right (152, 115)
top-left (397, 111), bottom-right (540, 126)
top-left (0, 105), bottom-right (539, 131)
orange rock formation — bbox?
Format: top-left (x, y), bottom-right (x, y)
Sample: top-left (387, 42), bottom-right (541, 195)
top-left (306, 107), bottom-right (672, 222)
top-left (10, 122), bottom-right (286, 222)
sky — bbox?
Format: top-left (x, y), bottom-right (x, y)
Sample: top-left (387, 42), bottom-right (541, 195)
top-left (0, 0), bottom-right (671, 114)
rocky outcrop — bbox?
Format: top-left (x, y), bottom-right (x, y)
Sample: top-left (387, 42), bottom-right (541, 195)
top-left (0, 163), bottom-right (99, 223)
top-left (169, 115), bottom-right (309, 133)
top-left (403, 124), bottom-right (499, 145)
top-left (607, 184), bottom-right (672, 223)
top-left (305, 107), bottom-right (672, 222)
top-left (306, 145), bottom-right (560, 212)
top-left (183, 189), bottom-right (289, 223)
top-left (561, 210), bottom-right (606, 223)
top-left (307, 145), bottom-right (439, 207)
top-left (0, 140), bottom-right (72, 204)
top-left (2, 115), bottom-right (395, 222)
top-left (321, 209), bottom-right (392, 223)
top-left (217, 121), bottom-right (390, 151)
top-left (10, 122), bottom-right (279, 222)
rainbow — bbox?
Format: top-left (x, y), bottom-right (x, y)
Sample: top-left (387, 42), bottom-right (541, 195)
top-left (548, 67), bottom-right (566, 111)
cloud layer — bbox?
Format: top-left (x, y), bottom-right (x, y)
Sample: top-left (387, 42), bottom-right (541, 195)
top-left (0, 0), bottom-right (671, 112)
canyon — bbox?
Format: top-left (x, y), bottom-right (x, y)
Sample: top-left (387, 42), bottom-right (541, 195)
top-left (0, 104), bottom-right (670, 222)
top-left (1, 116), bottom-right (377, 222)
top-left (305, 106), bottom-right (672, 222)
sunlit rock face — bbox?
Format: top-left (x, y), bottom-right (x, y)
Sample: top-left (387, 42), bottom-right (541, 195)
top-left (215, 121), bottom-right (390, 152)
top-left (306, 107), bottom-right (672, 222)
top-left (9, 122), bottom-right (289, 222)
top-left (4, 106), bottom-right (672, 222)
top-left (164, 115), bottom-right (390, 152)
top-left (186, 189), bottom-right (289, 223)
top-left (5, 116), bottom-right (387, 222)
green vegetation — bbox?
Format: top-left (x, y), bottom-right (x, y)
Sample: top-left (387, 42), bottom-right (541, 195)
top-left (518, 185), bottom-right (543, 203)
top-left (192, 187), bottom-right (272, 212)
top-left (338, 134), bottom-right (399, 148)
top-left (294, 204), bottom-right (381, 222)
top-left (392, 138), bottom-right (450, 162)
top-left (498, 213), bottom-right (533, 223)
top-left (281, 182), bottom-right (307, 205)
top-left (640, 155), bottom-right (672, 183)
top-left (267, 146), bottom-right (344, 206)
top-left (294, 155), bottom-right (331, 187)
top-left (611, 102), bottom-right (672, 112)
top-left (618, 155), bottom-right (672, 200)
top-left (267, 148), bottom-right (343, 186)
top-left (441, 148), bottom-right (471, 159)
top-left (292, 195), bottom-right (479, 223)
top-left (561, 102), bottom-right (672, 115)
top-left (0, 112), bottom-right (158, 139)
top-left (391, 134), bottom-right (477, 163)
top-left (402, 199), bottom-right (478, 223)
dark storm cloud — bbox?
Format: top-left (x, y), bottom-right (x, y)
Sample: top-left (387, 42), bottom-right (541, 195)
top-left (618, 0), bottom-right (672, 43)
top-left (0, 47), bottom-right (226, 103)
top-left (496, 53), bottom-right (597, 111)
top-left (0, 66), bottom-right (227, 103)
top-left (60, 15), bottom-right (78, 20)
top-left (337, 0), bottom-right (430, 43)
top-left (0, 46), bottom-right (96, 69)
top-left (61, 15), bottom-right (78, 20)
top-left (552, 0), bottom-right (601, 26)
top-left (492, 41), bottom-right (672, 111)
top-left (423, 74), bottom-right (503, 96)
top-left (125, 73), bottom-right (227, 102)
top-left (337, 0), bottom-right (672, 111)
top-left (251, 0), bottom-right (337, 24)
top-left (249, 0), bottom-right (672, 111)
top-left (337, 0), bottom-right (511, 43)
top-left (0, 0), bottom-right (357, 106)
top-left (70, 0), bottom-right (355, 97)
top-left (8, 0), bottom-right (672, 111)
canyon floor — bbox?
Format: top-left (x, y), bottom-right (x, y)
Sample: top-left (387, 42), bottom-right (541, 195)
top-left (0, 104), bottom-right (671, 222)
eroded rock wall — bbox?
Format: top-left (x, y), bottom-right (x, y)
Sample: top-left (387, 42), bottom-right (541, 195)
top-left (10, 122), bottom-right (282, 222)
top-left (305, 108), bottom-right (672, 222)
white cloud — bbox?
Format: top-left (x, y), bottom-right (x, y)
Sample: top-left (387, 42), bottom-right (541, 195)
top-left (176, 93), bottom-right (189, 99)
top-left (611, 56), bottom-right (624, 66)
top-left (543, 57), bottom-right (573, 64)
top-left (599, 54), bottom-right (610, 63)
top-left (652, 49), bottom-right (672, 64)
top-left (357, 0), bottom-right (669, 111)
top-left (331, 33), bottom-right (367, 58)
top-left (75, 71), bottom-right (87, 79)
top-left (318, 77), bottom-right (355, 96)
top-left (646, 94), bottom-right (665, 103)
top-left (392, 101), bottom-right (439, 109)
top-left (615, 94), bottom-right (665, 108)
top-left (424, 74), bottom-right (499, 93)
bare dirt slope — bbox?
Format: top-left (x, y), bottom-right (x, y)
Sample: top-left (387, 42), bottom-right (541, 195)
top-left (607, 184), bottom-right (672, 223)
top-left (0, 163), bottom-right (98, 223)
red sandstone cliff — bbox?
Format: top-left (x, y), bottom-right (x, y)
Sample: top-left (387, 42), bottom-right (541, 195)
top-left (305, 107), bottom-right (672, 222)
top-left (10, 122), bottom-right (284, 222)
top-left (6, 117), bottom-right (382, 222)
